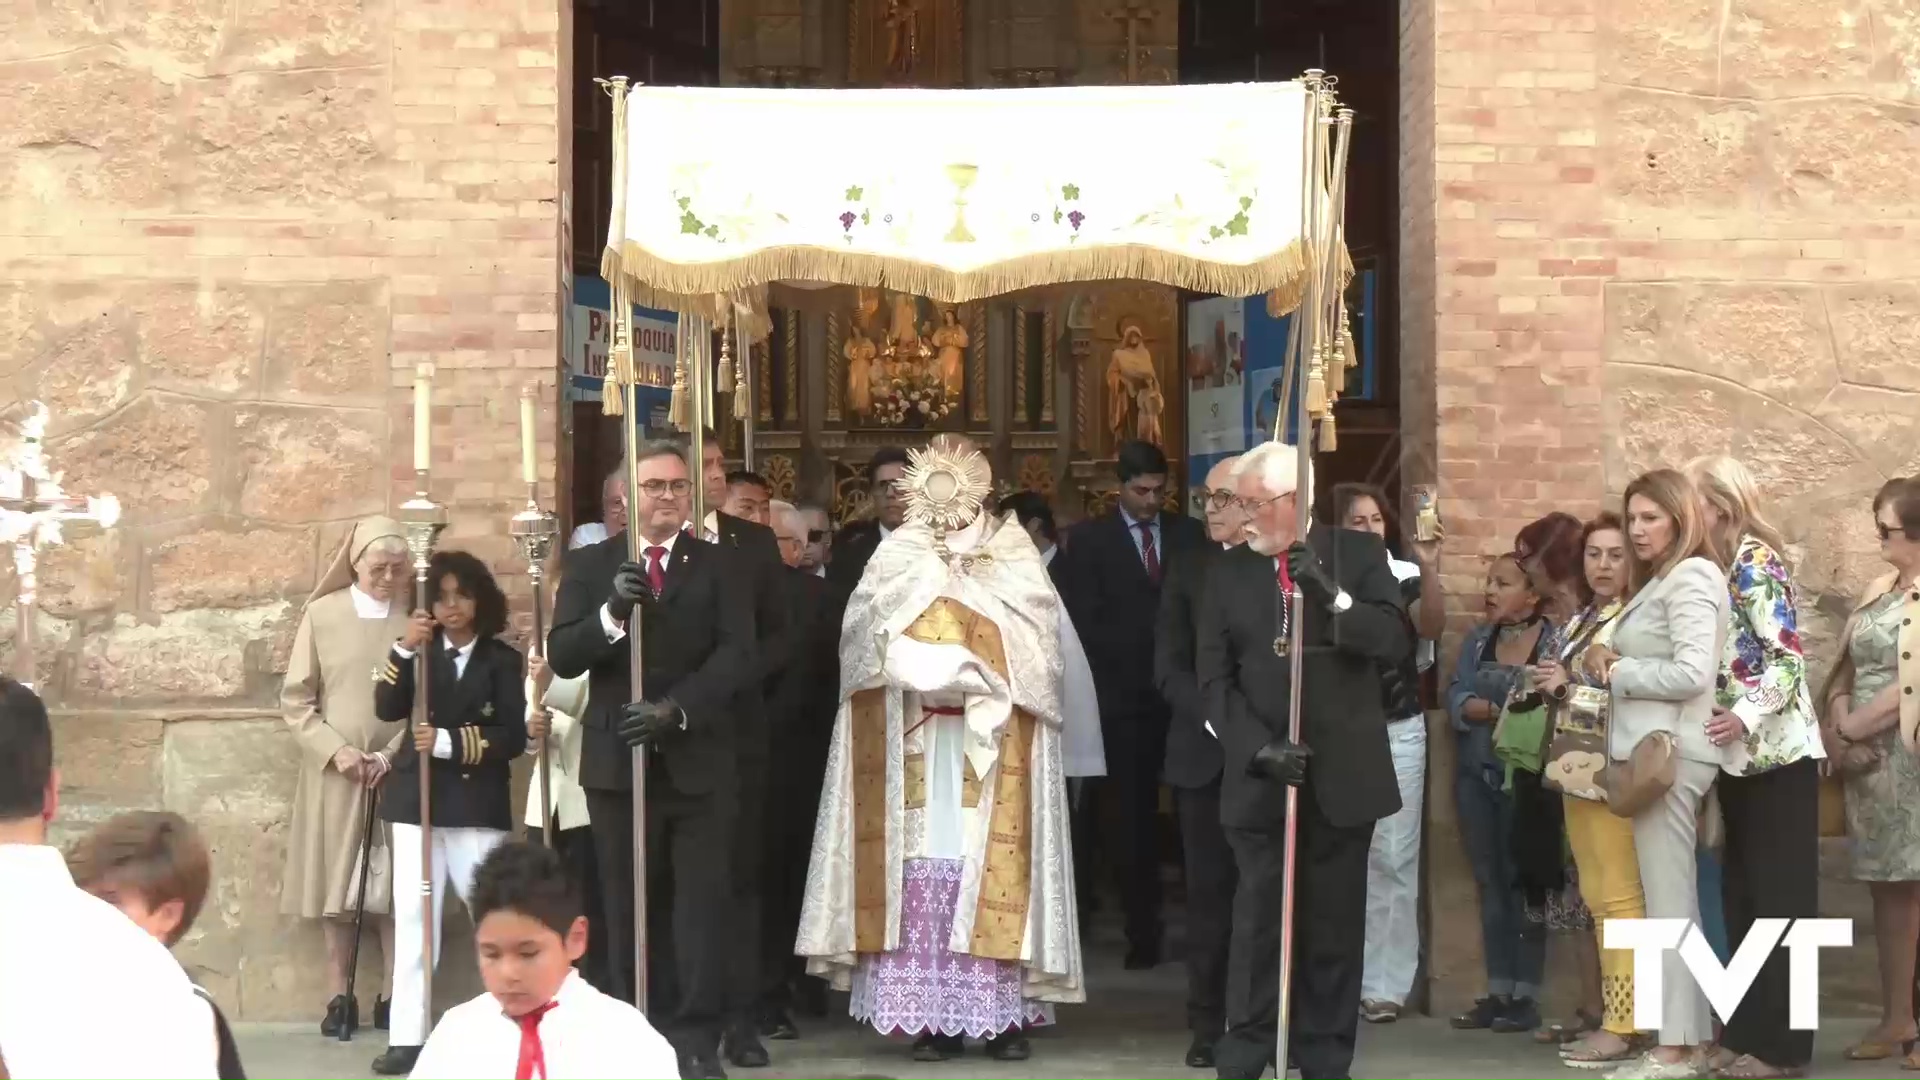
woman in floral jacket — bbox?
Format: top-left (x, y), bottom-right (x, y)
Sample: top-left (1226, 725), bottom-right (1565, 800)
top-left (1688, 456), bottom-right (1824, 1080)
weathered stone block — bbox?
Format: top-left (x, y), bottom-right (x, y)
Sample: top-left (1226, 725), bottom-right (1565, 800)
top-left (1766, 98), bottom-right (1920, 210)
top-left (50, 714), bottom-right (165, 814)
top-left (1813, 384), bottom-right (1920, 478)
top-left (29, 316), bottom-right (138, 432)
top-left (234, 405), bottom-right (386, 523)
top-left (1605, 283), bottom-right (1839, 407)
top-left (0, 282), bottom-right (118, 381)
top-left (220, 0), bottom-right (383, 72)
top-left (0, 53), bottom-right (183, 207)
top-left (263, 283), bottom-right (388, 401)
top-left (1605, 89), bottom-right (1762, 210)
top-left (164, 715), bottom-right (296, 824)
top-left (52, 393), bottom-right (217, 522)
top-left (1828, 283), bottom-right (1920, 392)
top-left (183, 70), bottom-right (384, 210)
top-left (75, 606), bottom-right (289, 702)
top-left (133, 285), bottom-right (264, 397)
top-left (1599, 0), bottom-right (1720, 93)
top-left (1722, 0), bottom-right (1876, 98)
top-left (38, 529), bottom-right (128, 617)
top-left (0, 608), bottom-right (75, 692)
top-left (1607, 367), bottom-right (1869, 506)
top-left (150, 526), bottom-right (316, 612)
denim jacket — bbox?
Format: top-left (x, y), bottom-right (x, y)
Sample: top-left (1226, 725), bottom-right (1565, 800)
top-left (1448, 621), bottom-right (1534, 776)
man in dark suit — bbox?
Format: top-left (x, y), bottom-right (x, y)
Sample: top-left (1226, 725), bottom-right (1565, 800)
top-left (1057, 439), bottom-right (1206, 968)
top-left (548, 440), bottom-right (756, 1080)
top-left (1001, 490), bottom-right (1066, 589)
top-left (755, 500), bottom-right (841, 1039)
top-left (1196, 440), bottom-right (1410, 1080)
top-left (824, 445), bottom-right (910, 596)
top-left (680, 436), bottom-right (789, 1070)
top-left (1153, 454), bottom-right (1247, 1070)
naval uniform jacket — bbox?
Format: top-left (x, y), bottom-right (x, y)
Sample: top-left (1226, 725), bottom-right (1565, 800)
top-left (373, 631), bottom-right (528, 831)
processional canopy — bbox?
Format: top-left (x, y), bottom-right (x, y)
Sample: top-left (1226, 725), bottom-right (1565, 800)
top-left (598, 81), bottom-right (1329, 330)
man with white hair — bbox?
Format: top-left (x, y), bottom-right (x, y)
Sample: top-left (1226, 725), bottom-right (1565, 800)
top-left (1195, 440), bottom-right (1411, 1080)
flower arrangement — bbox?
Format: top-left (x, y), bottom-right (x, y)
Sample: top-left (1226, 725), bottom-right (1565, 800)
top-left (871, 367), bottom-right (955, 429)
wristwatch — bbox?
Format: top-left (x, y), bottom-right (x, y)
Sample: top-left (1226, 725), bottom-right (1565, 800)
top-left (1329, 588), bottom-right (1353, 614)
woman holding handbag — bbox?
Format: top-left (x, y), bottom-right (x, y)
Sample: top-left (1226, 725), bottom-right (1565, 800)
top-left (1579, 470), bottom-right (1730, 1080)
top-left (1537, 513), bottom-right (1647, 1068)
top-left (1686, 456), bottom-right (1824, 1080)
top-left (1822, 477), bottom-right (1920, 1066)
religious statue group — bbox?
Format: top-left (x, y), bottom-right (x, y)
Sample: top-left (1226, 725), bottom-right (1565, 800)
top-left (844, 289), bottom-right (967, 425)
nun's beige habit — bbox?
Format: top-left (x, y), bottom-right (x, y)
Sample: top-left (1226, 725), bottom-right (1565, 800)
top-left (280, 517), bottom-right (414, 919)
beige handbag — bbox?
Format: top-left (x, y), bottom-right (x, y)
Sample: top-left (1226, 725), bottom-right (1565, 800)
top-left (1601, 729), bottom-right (1677, 818)
top-left (1542, 613), bottom-right (1620, 802)
top-left (344, 818), bottom-right (391, 915)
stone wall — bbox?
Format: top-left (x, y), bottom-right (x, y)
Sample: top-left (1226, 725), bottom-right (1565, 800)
top-left (2, 0), bottom-right (565, 1019)
top-left (1409, 0), bottom-right (1920, 1014)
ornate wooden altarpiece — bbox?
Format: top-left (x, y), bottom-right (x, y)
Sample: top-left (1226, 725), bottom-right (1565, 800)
top-left (718, 0), bottom-right (1185, 524)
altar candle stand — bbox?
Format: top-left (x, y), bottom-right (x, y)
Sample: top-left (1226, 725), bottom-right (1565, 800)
top-left (397, 363), bottom-right (447, 1036)
top-left (510, 385), bottom-right (559, 847)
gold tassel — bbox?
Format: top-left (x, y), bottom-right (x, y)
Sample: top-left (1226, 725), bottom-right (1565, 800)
top-left (668, 311), bottom-right (691, 429)
top-left (1318, 414), bottom-right (1338, 453)
top-left (1305, 363), bottom-right (1327, 417)
top-left (733, 341), bottom-right (751, 420)
top-left (716, 317), bottom-right (735, 389)
top-left (603, 278), bottom-right (633, 417)
top-left (1328, 350), bottom-right (1348, 396)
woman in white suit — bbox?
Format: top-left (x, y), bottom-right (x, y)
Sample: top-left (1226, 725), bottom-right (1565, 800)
top-left (1580, 469), bottom-right (1730, 1080)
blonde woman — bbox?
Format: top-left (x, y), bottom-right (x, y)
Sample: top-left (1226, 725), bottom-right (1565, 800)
top-left (1686, 456), bottom-right (1822, 1079)
top-left (1581, 470), bottom-right (1729, 1080)
top-left (1822, 477), bottom-right (1920, 1066)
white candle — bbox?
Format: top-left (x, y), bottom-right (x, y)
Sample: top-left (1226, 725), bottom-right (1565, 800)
top-left (413, 364), bottom-right (432, 472)
top-left (519, 386), bottom-right (538, 485)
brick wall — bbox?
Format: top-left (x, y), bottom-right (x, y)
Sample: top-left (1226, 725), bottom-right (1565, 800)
top-left (1, 0), bottom-right (564, 1018)
top-left (1407, 0), bottom-right (1920, 1015)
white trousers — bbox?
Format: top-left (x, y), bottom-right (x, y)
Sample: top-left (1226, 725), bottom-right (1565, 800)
top-left (1360, 714), bottom-right (1427, 1006)
top-left (389, 823), bottom-right (508, 1045)
top-left (1633, 758), bottom-right (1718, 1047)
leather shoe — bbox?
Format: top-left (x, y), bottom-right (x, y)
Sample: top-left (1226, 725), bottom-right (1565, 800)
top-left (758, 1007), bottom-right (799, 1041)
top-left (986, 1030), bottom-right (1031, 1061)
top-left (912, 1033), bottom-right (964, 1061)
top-left (723, 1027), bottom-right (770, 1069)
top-left (320, 994), bottom-right (356, 1037)
top-left (370, 1045), bottom-right (420, 1076)
top-left (372, 994), bottom-right (389, 1031)
top-left (1186, 1035), bottom-right (1217, 1069)
top-left (1248, 736), bottom-right (1311, 786)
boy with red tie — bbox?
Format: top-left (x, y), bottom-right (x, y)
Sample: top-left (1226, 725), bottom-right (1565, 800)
top-left (409, 841), bottom-right (680, 1079)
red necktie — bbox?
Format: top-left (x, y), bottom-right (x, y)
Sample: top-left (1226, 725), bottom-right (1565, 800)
top-left (1136, 521), bottom-right (1161, 584)
top-left (646, 545), bottom-right (668, 594)
top-left (1276, 557), bottom-right (1295, 595)
top-left (514, 1001), bottom-right (557, 1080)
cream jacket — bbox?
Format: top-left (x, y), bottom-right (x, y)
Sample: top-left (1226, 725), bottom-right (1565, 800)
top-left (1608, 555), bottom-right (1732, 767)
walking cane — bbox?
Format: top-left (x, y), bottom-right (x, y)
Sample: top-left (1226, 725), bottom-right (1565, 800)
top-left (339, 785), bottom-right (380, 1042)
top-left (399, 371), bottom-right (449, 1038)
top-left (1272, 72), bottom-right (1353, 1076)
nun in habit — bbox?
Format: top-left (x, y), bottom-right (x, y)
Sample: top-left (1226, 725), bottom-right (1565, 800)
top-left (280, 516), bottom-right (414, 1035)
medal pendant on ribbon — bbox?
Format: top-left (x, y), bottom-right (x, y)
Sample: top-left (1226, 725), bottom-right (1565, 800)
top-left (1272, 637), bottom-right (1289, 658)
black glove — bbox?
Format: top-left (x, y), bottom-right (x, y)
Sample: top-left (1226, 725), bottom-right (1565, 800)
top-left (1247, 736), bottom-right (1312, 787)
top-left (1285, 541), bottom-right (1339, 610)
top-left (605, 561), bottom-right (654, 622)
top-left (617, 699), bottom-right (682, 748)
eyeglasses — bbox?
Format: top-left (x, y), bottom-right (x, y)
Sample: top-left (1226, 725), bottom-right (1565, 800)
top-left (874, 480), bottom-right (904, 496)
top-left (1197, 488), bottom-right (1238, 511)
top-left (638, 479), bottom-right (693, 498)
top-left (1239, 491), bottom-right (1295, 515)
top-left (364, 562), bottom-right (408, 579)
top-left (1878, 521), bottom-right (1909, 541)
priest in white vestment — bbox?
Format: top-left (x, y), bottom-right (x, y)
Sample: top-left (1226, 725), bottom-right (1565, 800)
top-left (796, 438), bottom-right (1092, 1064)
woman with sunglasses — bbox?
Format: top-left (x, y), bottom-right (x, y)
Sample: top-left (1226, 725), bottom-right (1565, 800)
top-left (1823, 477), bottom-right (1920, 1068)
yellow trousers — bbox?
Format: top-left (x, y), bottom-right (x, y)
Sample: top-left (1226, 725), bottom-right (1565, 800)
top-left (1563, 795), bottom-right (1647, 1035)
